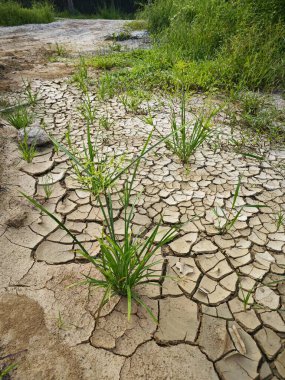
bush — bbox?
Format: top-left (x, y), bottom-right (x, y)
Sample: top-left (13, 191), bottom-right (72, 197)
top-left (0, 1), bottom-right (54, 26)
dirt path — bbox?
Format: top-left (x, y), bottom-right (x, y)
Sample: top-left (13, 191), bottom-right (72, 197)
top-left (0, 19), bottom-right (126, 91)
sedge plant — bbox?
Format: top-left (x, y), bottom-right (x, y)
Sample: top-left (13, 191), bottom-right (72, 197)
top-left (18, 127), bottom-right (37, 163)
top-left (213, 176), bottom-right (264, 234)
top-left (23, 79), bottom-right (38, 106)
top-left (6, 106), bottom-right (32, 130)
top-left (22, 130), bottom-right (177, 321)
top-left (166, 91), bottom-right (217, 164)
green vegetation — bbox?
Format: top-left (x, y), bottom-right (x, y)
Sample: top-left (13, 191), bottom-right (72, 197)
top-left (162, 91), bottom-right (217, 164)
top-left (0, 1), bottom-right (54, 26)
top-left (23, 80), bottom-right (38, 106)
top-left (6, 107), bottom-right (32, 129)
top-left (23, 128), bottom-right (177, 321)
top-left (0, 363), bottom-right (17, 379)
top-left (213, 177), bottom-right (264, 234)
top-left (88, 0), bottom-right (284, 94)
top-left (19, 128), bottom-right (37, 163)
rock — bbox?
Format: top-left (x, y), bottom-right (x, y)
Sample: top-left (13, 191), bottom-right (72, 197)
top-left (18, 125), bottom-right (50, 146)
top-left (198, 315), bottom-right (234, 361)
top-left (120, 341), bottom-right (219, 380)
top-left (254, 327), bottom-right (281, 359)
top-left (155, 296), bottom-right (199, 343)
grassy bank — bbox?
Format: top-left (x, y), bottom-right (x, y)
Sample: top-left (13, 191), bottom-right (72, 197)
top-left (0, 1), bottom-right (54, 26)
top-left (89, 0), bottom-right (284, 93)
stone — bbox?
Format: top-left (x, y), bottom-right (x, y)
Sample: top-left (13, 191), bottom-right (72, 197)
top-left (120, 341), bottom-right (219, 380)
top-left (198, 315), bottom-right (234, 361)
top-left (254, 327), bottom-right (282, 359)
top-left (18, 125), bottom-right (50, 146)
top-left (155, 296), bottom-right (199, 343)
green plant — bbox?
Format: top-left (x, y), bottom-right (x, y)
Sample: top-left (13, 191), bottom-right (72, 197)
top-left (97, 72), bottom-right (116, 100)
top-left (23, 80), bottom-right (38, 106)
top-left (99, 113), bottom-right (113, 130)
top-left (6, 107), bottom-right (31, 129)
top-left (275, 209), bottom-right (285, 231)
top-left (165, 91), bottom-right (216, 164)
top-left (72, 57), bottom-right (89, 92)
top-left (18, 127), bottom-right (37, 163)
top-left (22, 132), bottom-right (177, 321)
top-left (124, 20), bottom-right (148, 31)
top-left (0, 363), bottom-right (17, 379)
top-left (42, 174), bottom-right (53, 200)
top-left (78, 93), bottom-right (97, 125)
top-left (0, 1), bottom-right (54, 26)
top-left (54, 43), bottom-right (67, 57)
top-left (213, 176), bottom-right (264, 234)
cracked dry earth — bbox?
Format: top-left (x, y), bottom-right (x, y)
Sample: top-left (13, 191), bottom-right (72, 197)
top-left (0, 79), bottom-right (285, 380)
top-left (1, 83), bottom-right (285, 378)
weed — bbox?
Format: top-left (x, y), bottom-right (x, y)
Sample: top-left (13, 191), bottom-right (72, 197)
top-left (275, 209), bottom-right (285, 231)
top-left (54, 43), bottom-right (67, 57)
top-left (6, 107), bottom-right (31, 130)
top-left (125, 20), bottom-right (148, 31)
top-left (212, 176), bottom-right (264, 234)
top-left (165, 91), bottom-right (217, 164)
top-left (97, 72), bottom-right (116, 101)
top-left (18, 128), bottom-right (37, 163)
top-left (42, 174), bottom-right (53, 200)
top-left (99, 113), bottom-right (113, 131)
top-left (72, 57), bottom-right (88, 92)
top-left (0, 363), bottom-right (17, 379)
top-left (22, 131), bottom-right (177, 321)
top-left (79, 94), bottom-right (96, 125)
top-left (23, 80), bottom-right (38, 106)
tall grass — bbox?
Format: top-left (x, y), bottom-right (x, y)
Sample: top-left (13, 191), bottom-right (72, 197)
top-left (0, 1), bottom-right (54, 26)
top-left (139, 0), bottom-right (285, 91)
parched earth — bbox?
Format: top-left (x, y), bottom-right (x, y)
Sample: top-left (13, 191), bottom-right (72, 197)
top-left (0, 20), bottom-right (285, 380)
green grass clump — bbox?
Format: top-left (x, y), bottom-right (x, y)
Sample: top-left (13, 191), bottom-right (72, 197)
top-left (0, 1), bottom-right (54, 26)
top-left (6, 107), bottom-right (32, 129)
top-left (165, 91), bottom-right (217, 164)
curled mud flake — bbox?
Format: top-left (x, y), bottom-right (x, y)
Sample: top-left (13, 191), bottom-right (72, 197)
top-left (229, 324), bottom-right (247, 356)
top-left (175, 261), bottom-right (194, 276)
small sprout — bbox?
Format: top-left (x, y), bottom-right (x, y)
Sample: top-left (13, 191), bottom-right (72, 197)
top-left (42, 174), bottom-right (53, 200)
top-left (99, 114), bottom-right (113, 130)
top-left (23, 79), bottom-right (38, 106)
top-left (6, 106), bottom-right (32, 129)
top-left (212, 176), bottom-right (265, 234)
top-left (18, 127), bottom-right (37, 163)
top-left (0, 363), bottom-right (17, 379)
top-left (276, 209), bottom-right (285, 231)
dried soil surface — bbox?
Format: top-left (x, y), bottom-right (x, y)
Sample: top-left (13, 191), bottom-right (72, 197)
top-left (0, 20), bottom-right (285, 380)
